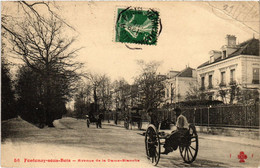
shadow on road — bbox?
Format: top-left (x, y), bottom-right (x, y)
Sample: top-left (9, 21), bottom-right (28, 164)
top-left (158, 156), bottom-right (230, 167)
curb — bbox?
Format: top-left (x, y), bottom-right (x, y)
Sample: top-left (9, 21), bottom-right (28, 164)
top-left (103, 122), bottom-right (260, 148)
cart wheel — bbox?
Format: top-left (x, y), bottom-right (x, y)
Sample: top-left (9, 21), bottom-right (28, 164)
top-left (138, 121), bottom-right (142, 130)
top-left (179, 125), bottom-right (198, 164)
top-left (145, 124), bottom-right (160, 166)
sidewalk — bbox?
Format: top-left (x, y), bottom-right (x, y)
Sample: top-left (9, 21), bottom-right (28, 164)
top-left (103, 121), bottom-right (260, 148)
top-left (199, 133), bottom-right (260, 148)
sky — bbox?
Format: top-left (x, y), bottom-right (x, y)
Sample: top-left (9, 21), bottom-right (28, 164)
top-left (2, 1), bottom-right (259, 84)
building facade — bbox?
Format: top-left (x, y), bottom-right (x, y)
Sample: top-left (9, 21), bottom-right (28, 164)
top-left (197, 35), bottom-right (260, 103)
top-left (164, 67), bottom-right (197, 104)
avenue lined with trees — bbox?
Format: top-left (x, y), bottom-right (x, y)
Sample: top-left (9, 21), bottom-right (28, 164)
top-left (1, 2), bottom-right (166, 127)
top-left (2, 1), bottom-right (259, 130)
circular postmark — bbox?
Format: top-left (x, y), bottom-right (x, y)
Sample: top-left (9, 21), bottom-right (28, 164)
top-left (115, 7), bottom-right (161, 46)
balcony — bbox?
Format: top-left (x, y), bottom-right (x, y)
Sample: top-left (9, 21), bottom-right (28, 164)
top-left (219, 82), bottom-right (226, 87)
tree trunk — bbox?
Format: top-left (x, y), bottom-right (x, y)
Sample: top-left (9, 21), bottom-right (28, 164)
top-left (94, 86), bottom-right (98, 113)
top-left (44, 65), bottom-right (54, 127)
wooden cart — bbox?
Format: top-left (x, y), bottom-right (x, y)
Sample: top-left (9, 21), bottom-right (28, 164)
top-left (145, 124), bottom-right (198, 166)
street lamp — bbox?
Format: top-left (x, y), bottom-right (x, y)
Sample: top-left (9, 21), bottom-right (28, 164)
top-left (193, 108), bottom-right (196, 125)
top-left (207, 105), bottom-right (212, 133)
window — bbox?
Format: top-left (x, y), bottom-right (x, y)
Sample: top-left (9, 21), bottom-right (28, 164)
top-left (230, 69), bottom-right (236, 84)
top-left (220, 71), bottom-right (226, 86)
top-left (201, 77), bottom-right (205, 90)
top-left (252, 68), bottom-right (259, 84)
top-left (208, 75), bottom-right (213, 89)
top-left (223, 51), bottom-right (227, 59)
top-left (166, 88), bottom-right (169, 98)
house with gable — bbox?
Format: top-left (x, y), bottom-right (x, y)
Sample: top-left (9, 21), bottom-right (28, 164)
top-left (164, 67), bottom-right (197, 105)
top-left (197, 35), bottom-right (260, 104)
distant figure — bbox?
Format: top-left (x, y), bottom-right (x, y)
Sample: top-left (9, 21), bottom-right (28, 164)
top-left (86, 115), bottom-right (90, 128)
top-left (147, 108), bottom-right (159, 129)
top-left (115, 111), bottom-right (119, 125)
top-left (96, 113), bottom-right (103, 128)
top-left (162, 107), bottom-right (189, 154)
top-left (37, 101), bottom-right (45, 129)
top-left (99, 113), bottom-right (104, 120)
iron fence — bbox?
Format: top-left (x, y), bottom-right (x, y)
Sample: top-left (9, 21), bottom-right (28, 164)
top-left (171, 103), bottom-right (259, 128)
top-left (103, 103), bottom-right (259, 129)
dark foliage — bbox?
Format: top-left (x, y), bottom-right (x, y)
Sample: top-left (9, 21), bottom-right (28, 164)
top-left (1, 59), bottom-right (17, 120)
top-left (16, 65), bottom-right (68, 127)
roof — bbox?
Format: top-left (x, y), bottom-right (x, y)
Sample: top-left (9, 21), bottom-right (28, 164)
top-left (229, 38), bottom-right (259, 57)
top-left (169, 70), bottom-right (180, 73)
top-left (167, 70), bottom-right (180, 78)
top-left (198, 38), bottom-right (259, 69)
top-left (176, 67), bottom-right (194, 77)
top-left (210, 50), bottom-right (222, 54)
top-left (157, 74), bottom-right (167, 80)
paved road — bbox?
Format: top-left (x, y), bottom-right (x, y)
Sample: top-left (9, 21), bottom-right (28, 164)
top-left (1, 117), bottom-right (260, 167)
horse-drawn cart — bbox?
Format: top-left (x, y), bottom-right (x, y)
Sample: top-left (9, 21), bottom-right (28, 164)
top-left (124, 107), bottom-right (142, 130)
top-left (145, 123), bottom-right (198, 166)
top-left (86, 113), bottom-right (103, 128)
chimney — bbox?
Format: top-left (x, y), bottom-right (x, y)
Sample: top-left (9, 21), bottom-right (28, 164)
top-left (226, 35), bottom-right (237, 47)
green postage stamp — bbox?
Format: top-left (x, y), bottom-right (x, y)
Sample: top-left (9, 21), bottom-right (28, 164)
top-left (115, 7), bottom-right (160, 45)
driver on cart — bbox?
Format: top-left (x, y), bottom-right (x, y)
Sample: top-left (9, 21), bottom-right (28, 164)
top-left (162, 107), bottom-right (189, 154)
top-left (147, 108), bottom-right (159, 129)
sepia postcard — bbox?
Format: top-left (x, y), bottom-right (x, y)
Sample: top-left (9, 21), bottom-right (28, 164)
top-left (1, 1), bottom-right (260, 168)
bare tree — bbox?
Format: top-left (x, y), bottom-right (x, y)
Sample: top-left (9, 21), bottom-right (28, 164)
top-left (112, 78), bottom-right (130, 111)
top-left (134, 60), bottom-right (165, 111)
top-left (185, 81), bottom-right (206, 101)
top-left (163, 80), bottom-right (176, 104)
top-left (86, 73), bottom-right (112, 114)
top-left (229, 81), bottom-right (239, 104)
top-left (2, 3), bottom-right (82, 126)
top-left (2, 1), bottom-right (75, 33)
top-left (218, 84), bottom-right (228, 104)
top-left (98, 75), bottom-right (112, 112)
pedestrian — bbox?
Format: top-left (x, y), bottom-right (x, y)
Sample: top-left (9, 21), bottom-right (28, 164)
top-left (147, 108), bottom-right (159, 129)
top-left (86, 115), bottom-right (90, 128)
top-left (162, 107), bottom-right (189, 154)
top-left (96, 113), bottom-right (103, 128)
top-left (37, 101), bottom-right (45, 129)
top-left (115, 111), bottom-right (118, 125)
